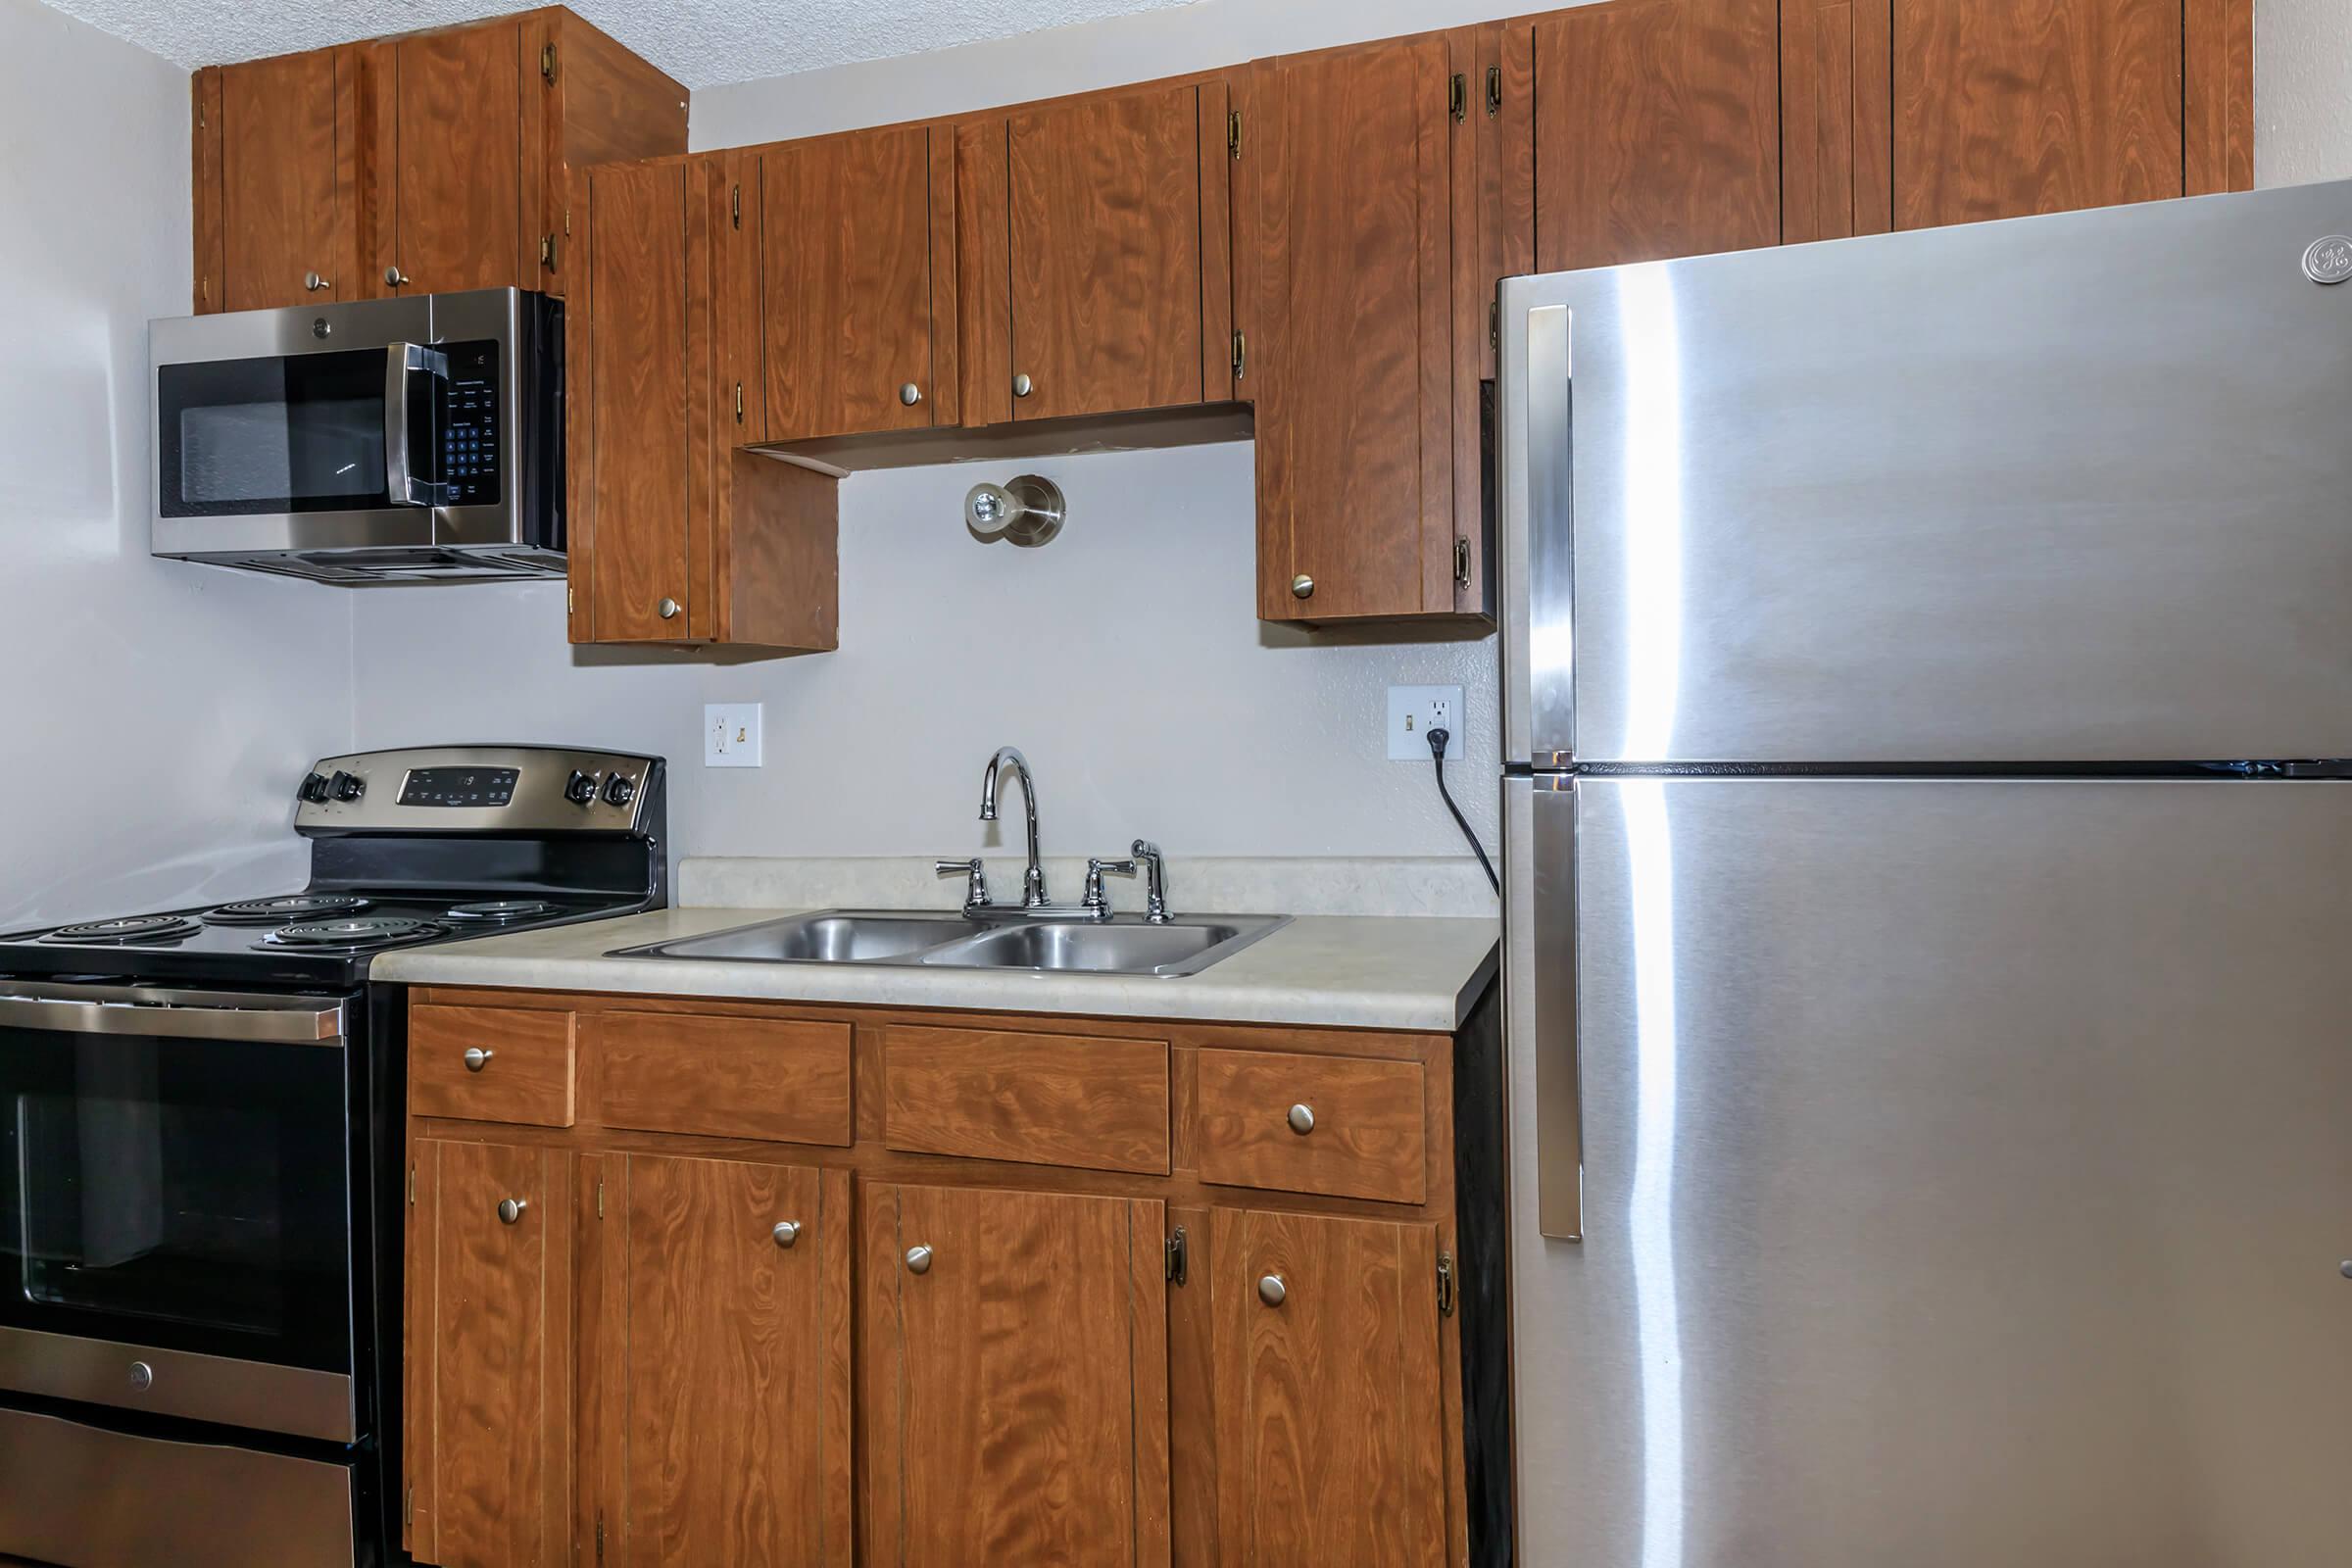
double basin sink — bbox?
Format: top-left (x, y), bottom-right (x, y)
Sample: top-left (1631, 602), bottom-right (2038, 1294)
top-left (611, 909), bottom-right (1291, 978)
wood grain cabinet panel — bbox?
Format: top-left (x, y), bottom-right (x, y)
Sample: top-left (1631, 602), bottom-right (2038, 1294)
top-left (1783, 0), bottom-right (1894, 244)
top-left (599, 1010), bottom-right (852, 1146)
top-left (216, 49), bottom-right (352, 310)
top-left (409, 1003), bottom-right (576, 1127)
top-left (1195, 1049), bottom-right (1427, 1204)
top-left (406, 1139), bottom-right (573, 1567)
top-left (1242, 35), bottom-right (1459, 624)
top-left (864, 1184), bottom-right (1170, 1568)
top-left (763, 124), bottom-right (955, 440)
top-left (883, 1025), bottom-right (1171, 1175)
top-left (391, 21), bottom-right (525, 295)
top-left (1519, 0), bottom-right (1783, 271)
top-left (592, 1153), bottom-right (853, 1568)
top-left (1890, 0), bottom-right (2185, 228)
top-left (1212, 1210), bottom-right (1446, 1568)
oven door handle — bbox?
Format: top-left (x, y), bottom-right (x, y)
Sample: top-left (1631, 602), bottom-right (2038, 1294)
top-left (383, 341), bottom-right (451, 508)
top-left (0, 985), bottom-right (345, 1044)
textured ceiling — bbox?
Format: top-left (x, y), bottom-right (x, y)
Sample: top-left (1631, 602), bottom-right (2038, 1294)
top-left (39, 0), bottom-right (1200, 89)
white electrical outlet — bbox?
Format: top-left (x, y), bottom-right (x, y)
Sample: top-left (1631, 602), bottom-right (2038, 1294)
top-left (705, 704), bottom-right (763, 767)
top-left (1388, 685), bottom-right (1464, 760)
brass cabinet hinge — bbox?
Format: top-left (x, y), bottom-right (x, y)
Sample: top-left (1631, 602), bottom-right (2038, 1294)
top-left (1164, 1226), bottom-right (1189, 1286)
top-left (541, 42), bottom-right (558, 83)
top-left (595, 1514), bottom-right (606, 1565)
top-left (1231, 330), bottom-right (1247, 382)
top-left (566, 583), bottom-right (575, 614)
top-left (1490, 300), bottom-right (1499, 352)
top-left (405, 1486), bottom-right (414, 1527)
top-left (730, 183), bottom-right (742, 229)
top-left (734, 381), bottom-right (745, 423)
top-left (1448, 73), bottom-right (1467, 124)
top-left (1437, 1250), bottom-right (1457, 1318)
top-left (597, 1180), bottom-right (605, 1219)
top-left (1454, 536), bottom-right (1472, 587)
top-left (1486, 64), bottom-right (1502, 117)
top-left (407, 1163), bottom-right (416, 1206)
top-left (539, 234), bottom-right (558, 271)
top-left (1227, 107), bottom-right (1242, 161)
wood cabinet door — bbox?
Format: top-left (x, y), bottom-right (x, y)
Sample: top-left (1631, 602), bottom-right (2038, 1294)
top-left (1782, 0), bottom-right (1894, 244)
top-left (1891, 0), bottom-right (2184, 228)
top-left (863, 1183), bottom-right (1170, 1567)
top-left (392, 21), bottom-right (525, 293)
top-left (1211, 1210), bottom-right (1446, 1568)
top-left (574, 159), bottom-right (693, 644)
top-left (1520, 0), bottom-right (1782, 271)
top-left (218, 49), bottom-right (351, 310)
top-left (763, 125), bottom-right (955, 441)
top-left (992, 83), bottom-right (1210, 422)
top-left (587, 1153), bottom-right (852, 1568)
top-left (1243, 36), bottom-right (1456, 623)
top-left (406, 1138), bottom-right (573, 1568)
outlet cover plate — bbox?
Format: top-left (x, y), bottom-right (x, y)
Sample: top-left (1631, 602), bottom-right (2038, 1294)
top-left (706, 704), bottom-right (763, 768)
top-left (1389, 685), bottom-right (1464, 760)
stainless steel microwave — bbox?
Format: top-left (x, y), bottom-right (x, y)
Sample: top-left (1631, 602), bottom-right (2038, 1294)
top-left (149, 288), bottom-right (563, 584)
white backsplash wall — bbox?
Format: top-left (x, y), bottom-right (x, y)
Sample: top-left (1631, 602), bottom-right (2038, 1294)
top-left (350, 442), bottom-right (1498, 870)
top-left (0, 0), bottom-right (353, 930)
top-left (2257, 0), bottom-right (2352, 188)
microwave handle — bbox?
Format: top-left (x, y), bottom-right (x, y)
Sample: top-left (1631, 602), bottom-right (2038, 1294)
top-left (383, 342), bottom-right (451, 507)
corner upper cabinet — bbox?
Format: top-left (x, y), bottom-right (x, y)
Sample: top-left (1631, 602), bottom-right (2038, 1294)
top-left (761, 125), bottom-right (959, 441)
top-left (569, 154), bottom-right (839, 651)
top-left (190, 49), bottom-right (356, 313)
top-left (957, 78), bottom-right (1236, 425)
top-left (1238, 34), bottom-right (1472, 625)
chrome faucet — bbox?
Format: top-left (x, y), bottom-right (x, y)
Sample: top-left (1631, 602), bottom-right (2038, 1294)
top-left (1132, 839), bottom-right (1170, 923)
top-left (980, 746), bottom-right (1050, 908)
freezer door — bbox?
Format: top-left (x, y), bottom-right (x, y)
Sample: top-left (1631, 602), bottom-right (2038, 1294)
top-left (1511, 777), bottom-right (2352, 1565)
top-left (1500, 179), bottom-right (2352, 764)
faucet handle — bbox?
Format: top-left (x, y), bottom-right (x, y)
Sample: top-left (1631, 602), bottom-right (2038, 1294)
top-left (935, 857), bottom-right (991, 911)
top-left (1082, 857), bottom-right (1138, 917)
top-left (1130, 840), bottom-right (1169, 923)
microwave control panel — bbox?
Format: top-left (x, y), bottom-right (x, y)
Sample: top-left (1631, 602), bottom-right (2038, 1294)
top-left (440, 339), bottom-right (502, 506)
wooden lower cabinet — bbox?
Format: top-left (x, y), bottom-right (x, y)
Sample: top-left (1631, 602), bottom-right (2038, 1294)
top-left (403, 990), bottom-right (1496, 1568)
top-left (863, 1184), bottom-right (1170, 1565)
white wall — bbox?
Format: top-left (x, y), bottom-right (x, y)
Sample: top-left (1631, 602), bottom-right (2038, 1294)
top-left (2255, 0), bottom-right (2352, 188)
top-left (0, 0), bottom-right (352, 930)
top-left (352, 0), bottom-right (1514, 878)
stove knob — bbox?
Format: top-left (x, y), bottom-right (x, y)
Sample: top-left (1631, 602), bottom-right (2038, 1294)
top-left (564, 768), bottom-right (602, 806)
top-left (298, 772), bottom-right (332, 804)
top-left (330, 771), bottom-right (366, 802)
top-left (603, 773), bottom-right (637, 808)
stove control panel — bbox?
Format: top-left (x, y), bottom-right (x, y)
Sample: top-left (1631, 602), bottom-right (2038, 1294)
top-left (295, 747), bottom-right (661, 835)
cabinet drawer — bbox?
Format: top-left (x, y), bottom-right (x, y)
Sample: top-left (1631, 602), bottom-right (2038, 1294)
top-left (883, 1026), bottom-right (1170, 1175)
top-left (409, 1004), bottom-right (576, 1127)
top-left (1195, 1049), bottom-right (1426, 1203)
top-left (599, 1010), bottom-right (852, 1146)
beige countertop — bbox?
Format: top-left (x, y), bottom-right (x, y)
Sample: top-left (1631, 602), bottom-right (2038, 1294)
top-left (372, 906), bottom-right (1500, 1034)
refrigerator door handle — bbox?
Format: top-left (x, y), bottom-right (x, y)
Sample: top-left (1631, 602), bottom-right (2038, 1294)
top-left (1505, 773), bottom-right (1583, 1240)
top-left (1500, 287), bottom-right (1575, 767)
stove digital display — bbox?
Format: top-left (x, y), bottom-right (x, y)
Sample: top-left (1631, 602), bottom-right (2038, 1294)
top-left (398, 767), bottom-right (519, 808)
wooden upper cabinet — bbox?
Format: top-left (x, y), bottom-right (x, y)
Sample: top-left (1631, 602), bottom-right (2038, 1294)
top-left (388, 22), bottom-right (525, 294)
top-left (586, 1153), bottom-right (853, 1567)
top-left (1212, 1210), bottom-right (1447, 1568)
top-left (1241, 35), bottom-right (1461, 624)
top-left (959, 79), bottom-right (1232, 425)
top-left (763, 124), bottom-right (958, 441)
top-left (201, 50), bottom-right (354, 311)
top-left (1782, 0), bottom-right (1895, 244)
top-left (405, 1139), bottom-right (572, 1567)
top-left (862, 1184), bottom-right (1170, 1566)
top-left (1515, 0), bottom-right (1782, 271)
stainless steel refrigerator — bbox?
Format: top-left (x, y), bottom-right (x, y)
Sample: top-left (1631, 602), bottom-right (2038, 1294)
top-left (1495, 181), bottom-right (2352, 1565)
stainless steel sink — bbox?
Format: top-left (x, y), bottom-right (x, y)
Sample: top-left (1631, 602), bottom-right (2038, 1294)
top-left (611, 909), bottom-right (1289, 978)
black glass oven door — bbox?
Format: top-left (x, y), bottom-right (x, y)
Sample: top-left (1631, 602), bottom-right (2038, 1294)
top-left (0, 998), bottom-right (353, 1377)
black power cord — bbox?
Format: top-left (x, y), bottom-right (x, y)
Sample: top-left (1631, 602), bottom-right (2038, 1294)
top-left (1427, 727), bottom-right (1498, 893)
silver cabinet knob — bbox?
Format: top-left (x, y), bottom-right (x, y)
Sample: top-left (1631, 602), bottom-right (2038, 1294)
top-left (1287, 1102), bottom-right (1315, 1136)
top-left (658, 597), bottom-right (680, 619)
top-left (304, 270), bottom-right (331, 292)
top-left (497, 1198), bottom-right (527, 1225)
top-left (899, 381), bottom-right (922, 407)
top-left (1257, 1274), bottom-right (1287, 1307)
top-left (463, 1047), bottom-right (494, 1073)
top-left (1291, 574), bottom-right (1315, 600)
top-left (2341, 1259), bottom-right (2352, 1279)
top-left (772, 1220), bottom-right (802, 1249)
top-left (1011, 372), bottom-right (1034, 399)
top-left (905, 1244), bottom-right (934, 1276)
top-left (384, 266), bottom-right (410, 287)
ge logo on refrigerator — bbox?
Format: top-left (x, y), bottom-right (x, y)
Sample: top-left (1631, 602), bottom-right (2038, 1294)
top-left (2302, 235), bottom-right (2352, 284)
